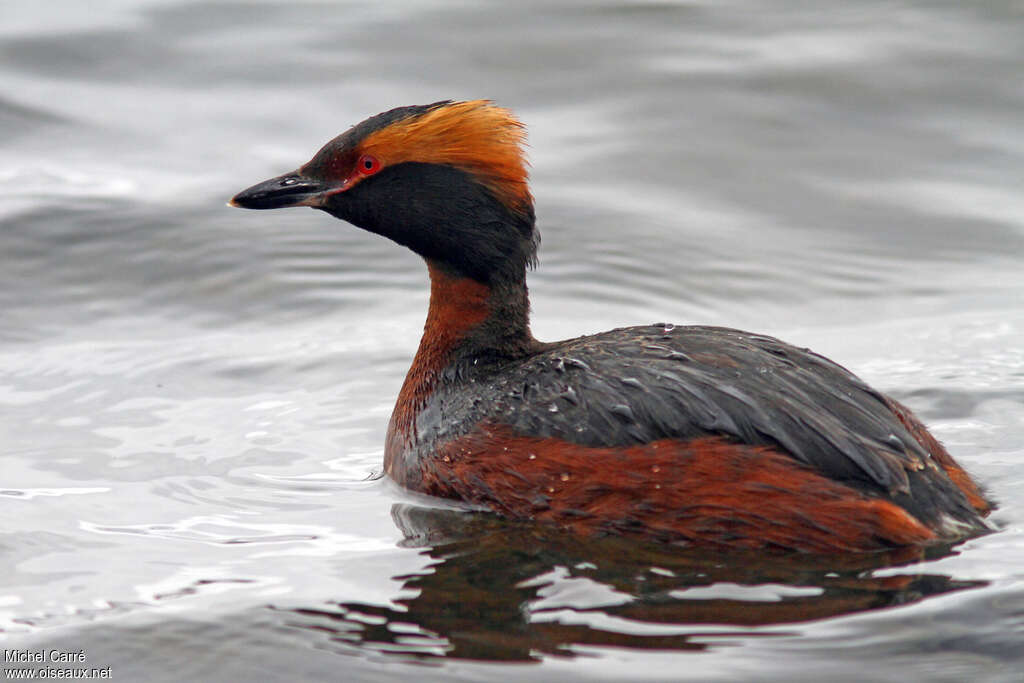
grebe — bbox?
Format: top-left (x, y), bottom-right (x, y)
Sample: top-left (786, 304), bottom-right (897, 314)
top-left (231, 100), bottom-right (991, 553)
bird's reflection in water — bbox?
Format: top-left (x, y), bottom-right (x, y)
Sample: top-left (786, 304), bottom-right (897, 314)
top-left (275, 504), bottom-right (985, 662)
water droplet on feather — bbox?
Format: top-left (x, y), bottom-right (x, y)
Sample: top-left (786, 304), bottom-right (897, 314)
top-left (610, 404), bottom-right (635, 422)
top-left (559, 386), bottom-right (579, 405)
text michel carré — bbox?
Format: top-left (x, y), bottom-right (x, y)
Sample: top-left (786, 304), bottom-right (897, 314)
top-left (5, 649), bottom-right (86, 663)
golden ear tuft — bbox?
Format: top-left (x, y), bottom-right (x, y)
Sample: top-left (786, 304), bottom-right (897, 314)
top-left (360, 100), bottom-right (532, 213)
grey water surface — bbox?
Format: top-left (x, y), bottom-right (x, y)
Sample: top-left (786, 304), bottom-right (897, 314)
top-left (2, 1), bottom-right (1023, 681)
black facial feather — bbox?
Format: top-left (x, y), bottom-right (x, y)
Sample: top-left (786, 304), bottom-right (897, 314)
top-left (320, 162), bottom-right (537, 284)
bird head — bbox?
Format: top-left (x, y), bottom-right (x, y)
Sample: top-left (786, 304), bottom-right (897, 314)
top-left (230, 100), bottom-right (537, 284)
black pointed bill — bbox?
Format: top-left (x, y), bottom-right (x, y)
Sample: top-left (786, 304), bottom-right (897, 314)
top-left (229, 171), bottom-right (337, 210)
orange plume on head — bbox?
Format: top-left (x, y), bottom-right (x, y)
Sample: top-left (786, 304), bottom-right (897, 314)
top-left (359, 100), bottom-right (532, 213)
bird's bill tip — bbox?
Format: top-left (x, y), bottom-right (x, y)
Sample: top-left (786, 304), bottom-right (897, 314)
top-left (229, 171), bottom-right (333, 210)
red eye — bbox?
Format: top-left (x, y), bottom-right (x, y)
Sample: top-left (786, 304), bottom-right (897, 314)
top-left (357, 154), bottom-right (381, 176)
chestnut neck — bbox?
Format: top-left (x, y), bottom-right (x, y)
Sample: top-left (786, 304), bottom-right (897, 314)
top-left (385, 260), bottom-right (536, 478)
top-left (420, 260), bottom-right (535, 363)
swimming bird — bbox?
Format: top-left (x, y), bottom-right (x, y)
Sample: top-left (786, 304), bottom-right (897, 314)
top-left (230, 100), bottom-right (991, 553)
